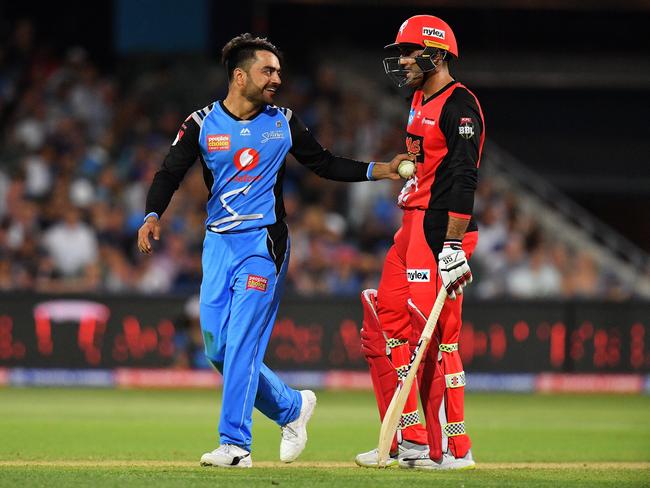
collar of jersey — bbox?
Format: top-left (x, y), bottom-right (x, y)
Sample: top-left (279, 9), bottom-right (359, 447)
top-left (218, 100), bottom-right (265, 122)
top-left (421, 80), bottom-right (458, 106)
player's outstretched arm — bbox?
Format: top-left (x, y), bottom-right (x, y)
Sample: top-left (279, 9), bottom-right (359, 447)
top-left (138, 215), bottom-right (161, 254)
top-left (286, 109), bottom-right (415, 183)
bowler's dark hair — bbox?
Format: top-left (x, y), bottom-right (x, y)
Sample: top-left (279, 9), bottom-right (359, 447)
top-left (221, 33), bottom-right (282, 80)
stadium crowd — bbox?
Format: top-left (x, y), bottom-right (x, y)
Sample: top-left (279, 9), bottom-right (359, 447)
top-left (0, 23), bottom-right (625, 299)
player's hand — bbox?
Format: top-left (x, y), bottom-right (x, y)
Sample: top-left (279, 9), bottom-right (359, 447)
top-left (138, 216), bottom-right (161, 254)
top-left (373, 153), bottom-right (416, 180)
top-left (387, 153), bottom-right (416, 180)
top-left (437, 240), bottom-right (472, 300)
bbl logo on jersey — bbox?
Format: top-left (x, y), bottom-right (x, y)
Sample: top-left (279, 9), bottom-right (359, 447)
top-left (458, 117), bottom-right (474, 139)
top-left (234, 148), bottom-right (260, 171)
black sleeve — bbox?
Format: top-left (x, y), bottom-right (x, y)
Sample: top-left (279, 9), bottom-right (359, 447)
top-left (287, 111), bottom-right (371, 182)
top-left (145, 116), bottom-right (201, 217)
top-left (439, 88), bottom-right (484, 216)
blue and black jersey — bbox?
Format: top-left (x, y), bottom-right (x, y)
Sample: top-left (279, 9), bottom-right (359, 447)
top-left (146, 101), bottom-right (372, 232)
top-left (145, 101), bottom-right (374, 447)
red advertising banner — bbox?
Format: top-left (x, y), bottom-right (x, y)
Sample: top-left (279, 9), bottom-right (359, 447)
top-left (0, 294), bottom-right (649, 373)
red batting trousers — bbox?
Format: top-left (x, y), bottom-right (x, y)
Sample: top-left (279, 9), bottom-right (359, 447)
top-left (376, 209), bottom-right (478, 459)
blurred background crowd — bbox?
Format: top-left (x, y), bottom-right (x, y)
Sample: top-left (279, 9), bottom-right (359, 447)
top-left (0, 18), bottom-right (638, 300)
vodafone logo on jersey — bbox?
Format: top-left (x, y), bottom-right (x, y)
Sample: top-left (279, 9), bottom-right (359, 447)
top-left (233, 148), bottom-right (260, 171)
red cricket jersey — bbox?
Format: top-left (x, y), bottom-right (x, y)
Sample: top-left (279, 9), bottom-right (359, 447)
top-left (398, 80), bottom-right (485, 228)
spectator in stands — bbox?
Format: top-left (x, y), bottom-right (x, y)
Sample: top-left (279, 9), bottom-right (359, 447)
top-left (506, 243), bottom-right (562, 298)
top-left (564, 250), bottom-right (602, 298)
top-left (0, 22), bottom-right (637, 299)
top-left (41, 204), bottom-right (98, 278)
top-left (473, 204), bottom-right (508, 274)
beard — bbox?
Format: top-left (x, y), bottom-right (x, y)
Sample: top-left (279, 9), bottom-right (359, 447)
top-left (244, 81), bottom-right (276, 106)
top-left (403, 71), bottom-right (425, 88)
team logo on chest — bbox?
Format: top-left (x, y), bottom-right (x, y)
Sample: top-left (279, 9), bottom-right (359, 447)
top-left (261, 130), bottom-right (284, 144)
top-left (233, 148), bottom-right (260, 171)
top-left (405, 134), bottom-right (423, 162)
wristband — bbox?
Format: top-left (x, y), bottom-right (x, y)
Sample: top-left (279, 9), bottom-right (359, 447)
top-left (443, 239), bottom-right (462, 250)
top-left (143, 212), bottom-right (159, 223)
top-left (366, 162), bottom-right (376, 181)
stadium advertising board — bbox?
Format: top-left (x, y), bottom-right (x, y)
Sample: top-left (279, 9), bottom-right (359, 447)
top-left (0, 294), bottom-right (648, 373)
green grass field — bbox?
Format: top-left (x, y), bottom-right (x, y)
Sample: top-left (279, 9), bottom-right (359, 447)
top-left (0, 388), bottom-right (648, 487)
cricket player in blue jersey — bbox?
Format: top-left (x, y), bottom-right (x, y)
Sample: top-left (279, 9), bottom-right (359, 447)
top-left (137, 33), bottom-right (413, 468)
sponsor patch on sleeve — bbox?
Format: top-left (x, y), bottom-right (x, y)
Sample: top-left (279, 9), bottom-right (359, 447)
top-left (246, 275), bottom-right (269, 292)
top-left (207, 134), bottom-right (230, 152)
top-left (458, 118), bottom-right (475, 139)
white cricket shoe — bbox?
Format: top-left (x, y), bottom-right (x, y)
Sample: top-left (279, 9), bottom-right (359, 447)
top-left (280, 390), bottom-right (317, 463)
top-left (399, 449), bottom-right (476, 470)
top-left (355, 440), bottom-right (429, 468)
top-left (200, 444), bottom-right (252, 468)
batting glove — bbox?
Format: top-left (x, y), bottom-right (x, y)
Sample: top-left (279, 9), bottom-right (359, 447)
top-left (437, 239), bottom-right (473, 300)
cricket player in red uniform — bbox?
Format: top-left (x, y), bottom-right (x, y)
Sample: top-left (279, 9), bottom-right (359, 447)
top-left (355, 15), bottom-right (485, 470)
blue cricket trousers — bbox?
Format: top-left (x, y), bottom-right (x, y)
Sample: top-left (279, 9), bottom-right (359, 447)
top-left (199, 228), bottom-right (302, 451)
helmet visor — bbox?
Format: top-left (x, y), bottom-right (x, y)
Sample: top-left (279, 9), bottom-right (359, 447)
top-left (384, 56), bottom-right (417, 88)
top-left (383, 56), bottom-right (423, 88)
top-left (383, 48), bottom-right (446, 88)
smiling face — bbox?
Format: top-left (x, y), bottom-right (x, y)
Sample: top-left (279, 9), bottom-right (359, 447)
top-left (240, 50), bottom-right (282, 105)
top-left (383, 45), bottom-right (426, 88)
top-left (383, 44), bottom-right (449, 89)
top-left (398, 46), bottom-right (426, 88)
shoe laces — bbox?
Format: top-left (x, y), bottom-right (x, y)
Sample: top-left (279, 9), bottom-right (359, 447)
top-left (281, 425), bottom-right (297, 440)
top-left (218, 444), bottom-right (240, 455)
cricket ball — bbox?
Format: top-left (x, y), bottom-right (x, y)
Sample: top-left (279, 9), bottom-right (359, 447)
top-left (398, 160), bottom-right (415, 179)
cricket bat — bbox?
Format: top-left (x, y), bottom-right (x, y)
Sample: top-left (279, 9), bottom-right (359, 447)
top-left (376, 287), bottom-right (448, 467)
